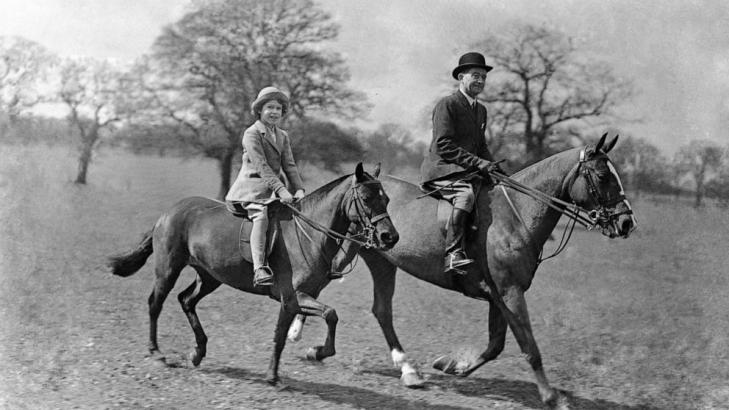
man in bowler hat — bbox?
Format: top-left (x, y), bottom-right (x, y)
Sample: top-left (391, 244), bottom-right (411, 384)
top-left (420, 52), bottom-right (503, 275)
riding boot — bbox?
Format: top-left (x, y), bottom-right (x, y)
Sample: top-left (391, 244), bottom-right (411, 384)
top-left (250, 211), bottom-right (273, 287)
top-left (444, 208), bottom-right (474, 275)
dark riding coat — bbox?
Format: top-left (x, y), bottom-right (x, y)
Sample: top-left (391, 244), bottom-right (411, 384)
top-left (420, 90), bottom-right (494, 184)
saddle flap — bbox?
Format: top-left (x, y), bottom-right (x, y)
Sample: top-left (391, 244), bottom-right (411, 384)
top-left (234, 219), bottom-right (282, 264)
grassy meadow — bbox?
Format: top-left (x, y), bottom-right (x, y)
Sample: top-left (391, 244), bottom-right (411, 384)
top-left (1, 143), bottom-right (728, 409)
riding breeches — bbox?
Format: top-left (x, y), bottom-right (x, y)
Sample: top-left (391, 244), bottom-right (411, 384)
top-left (244, 203), bottom-right (268, 269)
top-left (425, 180), bottom-right (476, 212)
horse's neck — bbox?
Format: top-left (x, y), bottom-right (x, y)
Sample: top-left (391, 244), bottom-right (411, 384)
top-left (511, 148), bottom-right (579, 243)
top-left (297, 180), bottom-right (351, 247)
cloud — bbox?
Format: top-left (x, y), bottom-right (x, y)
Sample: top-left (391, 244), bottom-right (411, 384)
top-left (319, 0), bottom-right (729, 152)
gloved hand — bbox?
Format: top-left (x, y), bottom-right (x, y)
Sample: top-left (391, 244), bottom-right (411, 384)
top-left (478, 161), bottom-right (505, 177)
top-left (279, 190), bottom-right (295, 204)
top-left (293, 189), bottom-right (305, 201)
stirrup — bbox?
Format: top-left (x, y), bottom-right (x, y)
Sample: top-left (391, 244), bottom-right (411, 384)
top-left (253, 266), bottom-right (274, 287)
top-left (328, 271), bottom-right (345, 280)
top-left (445, 252), bottom-right (473, 275)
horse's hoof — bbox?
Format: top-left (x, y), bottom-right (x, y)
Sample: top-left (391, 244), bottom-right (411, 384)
top-left (432, 355), bottom-right (456, 374)
top-left (188, 350), bottom-right (203, 367)
top-left (265, 375), bottom-right (279, 386)
top-left (305, 347), bottom-right (320, 361)
top-left (401, 371), bottom-right (425, 388)
top-left (546, 390), bottom-right (570, 410)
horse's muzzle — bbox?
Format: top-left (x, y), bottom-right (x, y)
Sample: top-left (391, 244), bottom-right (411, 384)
top-left (378, 230), bottom-right (399, 250)
top-left (612, 212), bottom-right (636, 238)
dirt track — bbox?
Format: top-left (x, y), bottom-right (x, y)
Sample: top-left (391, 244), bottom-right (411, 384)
top-left (2, 146), bottom-right (728, 409)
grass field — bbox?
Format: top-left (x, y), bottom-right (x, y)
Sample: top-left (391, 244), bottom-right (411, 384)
top-left (1, 144), bottom-right (728, 409)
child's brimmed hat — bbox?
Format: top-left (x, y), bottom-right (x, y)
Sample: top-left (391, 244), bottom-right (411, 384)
top-left (250, 86), bottom-right (290, 116)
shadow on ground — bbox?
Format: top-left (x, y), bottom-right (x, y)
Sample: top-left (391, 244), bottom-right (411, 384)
top-left (205, 366), bottom-right (472, 410)
top-left (364, 368), bottom-right (662, 410)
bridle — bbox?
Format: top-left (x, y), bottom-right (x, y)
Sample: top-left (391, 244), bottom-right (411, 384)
top-left (281, 177), bottom-right (392, 274)
top-left (562, 149), bottom-right (634, 233)
top-left (282, 178), bottom-right (391, 251)
top-left (493, 148), bottom-right (634, 263)
top-left (342, 179), bottom-right (391, 249)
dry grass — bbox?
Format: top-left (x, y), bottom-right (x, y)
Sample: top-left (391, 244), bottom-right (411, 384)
top-left (1, 144), bottom-right (728, 409)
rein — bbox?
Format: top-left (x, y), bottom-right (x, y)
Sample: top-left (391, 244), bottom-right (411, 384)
top-left (281, 179), bottom-right (389, 275)
top-left (281, 180), bottom-right (389, 250)
top-left (429, 148), bottom-right (626, 263)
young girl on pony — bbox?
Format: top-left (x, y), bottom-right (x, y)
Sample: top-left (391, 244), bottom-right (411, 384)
top-left (225, 86), bottom-right (305, 287)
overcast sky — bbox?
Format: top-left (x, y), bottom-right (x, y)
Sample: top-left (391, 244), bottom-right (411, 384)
top-left (2, 0), bottom-right (728, 155)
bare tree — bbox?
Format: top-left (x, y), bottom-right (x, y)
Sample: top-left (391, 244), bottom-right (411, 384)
top-left (611, 135), bottom-right (672, 195)
top-left (0, 36), bottom-right (57, 122)
top-left (474, 24), bottom-right (634, 165)
top-left (58, 58), bottom-right (126, 184)
top-left (674, 139), bottom-right (724, 207)
top-left (363, 123), bottom-right (426, 174)
top-left (138, 0), bottom-right (368, 199)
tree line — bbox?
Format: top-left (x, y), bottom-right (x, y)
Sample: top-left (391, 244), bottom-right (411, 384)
top-left (0, 0), bottom-right (725, 206)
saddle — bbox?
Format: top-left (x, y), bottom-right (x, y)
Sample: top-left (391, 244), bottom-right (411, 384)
top-left (419, 181), bottom-right (482, 235)
top-left (226, 200), bottom-right (295, 264)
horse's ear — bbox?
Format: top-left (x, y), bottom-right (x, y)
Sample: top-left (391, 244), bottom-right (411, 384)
top-left (354, 162), bottom-right (365, 183)
top-left (595, 132), bottom-right (607, 153)
top-left (604, 134), bottom-right (619, 153)
top-left (373, 163), bottom-right (381, 178)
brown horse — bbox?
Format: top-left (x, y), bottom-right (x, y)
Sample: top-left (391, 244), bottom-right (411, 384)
top-left (108, 163), bottom-right (398, 384)
top-left (288, 134), bottom-right (636, 408)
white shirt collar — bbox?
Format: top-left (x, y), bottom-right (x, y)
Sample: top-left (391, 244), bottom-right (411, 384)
top-left (459, 89), bottom-right (477, 106)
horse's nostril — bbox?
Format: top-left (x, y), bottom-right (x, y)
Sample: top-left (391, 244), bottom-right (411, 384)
top-left (380, 231), bottom-right (398, 245)
top-left (621, 219), bottom-right (633, 234)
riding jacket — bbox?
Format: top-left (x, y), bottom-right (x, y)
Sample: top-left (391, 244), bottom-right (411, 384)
top-left (420, 90), bottom-right (494, 184)
top-left (225, 120), bottom-right (304, 204)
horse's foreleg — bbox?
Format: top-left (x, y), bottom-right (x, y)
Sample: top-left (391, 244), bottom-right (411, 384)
top-left (287, 315), bottom-right (306, 342)
top-left (265, 305), bottom-right (296, 385)
top-left (178, 269), bottom-right (221, 367)
top-left (364, 252), bottom-right (425, 388)
top-left (290, 291), bottom-right (338, 361)
top-left (433, 299), bottom-right (507, 377)
top-left (501, 286), bottom-right (561, 408)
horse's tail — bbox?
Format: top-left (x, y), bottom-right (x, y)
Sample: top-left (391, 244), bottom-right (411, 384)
top-left (108, 229), bottom-right (154, 277)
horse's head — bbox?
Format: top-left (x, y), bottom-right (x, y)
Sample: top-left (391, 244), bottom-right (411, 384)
top-left (565, 133), bottom-right (637, 238)
top-left (344, 163), bottom-right (399, 250)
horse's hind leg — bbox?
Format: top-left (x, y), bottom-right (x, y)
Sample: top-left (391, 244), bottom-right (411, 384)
top-left (433, 299), bottom-right (507, 376)
top-left (148, 251), bottom-right (186, 358)
top-left (362, 251), bottom-right (424, 387)
top-left (178, 267), bottom-right (221, 367)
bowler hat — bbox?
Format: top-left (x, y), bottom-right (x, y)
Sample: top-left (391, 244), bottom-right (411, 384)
top-left (452, 52), bottom-right (493, 80)
top-left (250, 86), bottom-right (290, 116)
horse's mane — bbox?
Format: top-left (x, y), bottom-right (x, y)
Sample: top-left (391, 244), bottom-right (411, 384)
top-left (510, 146), bottom-right (581, 183)
top-left (297, 173), bottom-right (355, 214)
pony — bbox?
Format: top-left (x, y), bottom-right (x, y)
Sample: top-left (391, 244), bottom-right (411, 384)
top-left (108, 163), bottom-right (398, 384)
top-left (287, 134), bottom-right (636, 408)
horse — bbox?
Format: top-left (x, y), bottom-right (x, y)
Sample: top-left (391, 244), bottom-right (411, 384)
top-left (287, 134), bottom-right (637, 408)
top-left (107, 163), bottom-right (399, 385)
